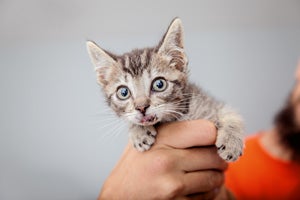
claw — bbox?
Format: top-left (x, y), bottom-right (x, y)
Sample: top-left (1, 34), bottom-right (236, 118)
top-left (226, 155), bottom-right (233, 161)
top-left (218, 145), bottom-right (226, 151)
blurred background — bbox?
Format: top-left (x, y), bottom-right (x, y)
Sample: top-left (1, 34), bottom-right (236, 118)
top-left (0, 0), bottom-right (299, 199)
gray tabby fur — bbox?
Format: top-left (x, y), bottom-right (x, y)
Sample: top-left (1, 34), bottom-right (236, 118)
top-left (86, 18), bottom-right (244, 161)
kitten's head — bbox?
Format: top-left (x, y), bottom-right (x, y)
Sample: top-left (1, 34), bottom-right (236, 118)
top-left (87, 18), bottom-right (189, 126)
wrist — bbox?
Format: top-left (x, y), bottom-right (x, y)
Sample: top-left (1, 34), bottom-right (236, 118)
top-left (98, 179), bottom-right (119, 200)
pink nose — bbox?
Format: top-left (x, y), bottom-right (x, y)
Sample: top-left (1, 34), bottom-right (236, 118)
top-left (135, 104), bottom-right (150, 115)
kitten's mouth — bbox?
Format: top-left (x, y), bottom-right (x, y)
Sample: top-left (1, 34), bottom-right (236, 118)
top-left (139, 115), bottom-right (158, 125)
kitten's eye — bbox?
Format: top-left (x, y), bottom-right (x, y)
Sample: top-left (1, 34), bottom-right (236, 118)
top-left (116, 86), bottom-right (131, 100)
top-left (152, 78), bottom-right (168, 92)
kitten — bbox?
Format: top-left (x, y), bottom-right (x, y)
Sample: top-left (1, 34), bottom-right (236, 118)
top-left (86, 18), bottom-right (244, 161)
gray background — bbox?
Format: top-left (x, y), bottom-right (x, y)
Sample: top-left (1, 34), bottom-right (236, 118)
top-left (1, 0), bottom-right (300, 199)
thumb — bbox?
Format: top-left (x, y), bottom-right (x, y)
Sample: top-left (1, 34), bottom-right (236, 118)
top-left (156, 119), bottom-right (217, 148)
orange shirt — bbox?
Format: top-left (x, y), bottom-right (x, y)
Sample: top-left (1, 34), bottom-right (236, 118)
top-left (225, 132), bottom-right (300, 200)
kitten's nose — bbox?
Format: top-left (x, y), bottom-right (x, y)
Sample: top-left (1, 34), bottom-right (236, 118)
top-left (135, 104), bottom-right (150, 115)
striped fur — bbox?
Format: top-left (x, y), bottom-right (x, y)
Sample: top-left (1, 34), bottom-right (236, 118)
top-left (87, 18), bottom-right (244, 162)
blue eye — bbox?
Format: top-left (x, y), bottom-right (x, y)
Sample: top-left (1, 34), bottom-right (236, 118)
top-left (117, 86), bottom-right (131, 100)
top-left (152, 78), bottom-right (167, 92)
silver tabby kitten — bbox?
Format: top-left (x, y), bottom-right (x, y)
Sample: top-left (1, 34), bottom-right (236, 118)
top-left (87, 18), bottom-right (244, 161)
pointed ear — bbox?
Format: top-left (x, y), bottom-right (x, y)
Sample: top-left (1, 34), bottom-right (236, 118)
top-left (157, 18), bottom-right (188, 72)
top-left (86, 41), bottom-right (118, 86)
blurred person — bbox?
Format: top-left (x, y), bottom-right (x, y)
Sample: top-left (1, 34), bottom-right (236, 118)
top-left (98, 63), bottom-right (300, 199)
top-left (224, 63), bottom-right (300, 199)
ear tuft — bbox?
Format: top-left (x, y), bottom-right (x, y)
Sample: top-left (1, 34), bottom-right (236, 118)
top-left (158, 18), bottom-right (187, 72)
top-left (86, 41), bottom-right (117, 86)
top-left (86, 41), bottom-right (117, 69)
top-left (158, 18), bottom-right (184, 52)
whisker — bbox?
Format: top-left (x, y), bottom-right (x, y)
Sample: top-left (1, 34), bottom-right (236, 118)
top-left (161, 111), bottom-right (182, 121)
top-left (106, 123), bottom-right (126, 140)
top-left (97, 119), bottom-right (127, 143)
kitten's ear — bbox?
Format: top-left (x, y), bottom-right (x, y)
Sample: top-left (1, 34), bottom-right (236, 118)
top-left (86, 41), bottom-right (117, 86)
top-left (158, 18), bottom-right (184, 51)
top-left (158, 18), bottom-right (188, 71)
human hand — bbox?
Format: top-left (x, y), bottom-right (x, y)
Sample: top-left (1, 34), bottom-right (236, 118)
top-left (98, 120), bottom-right (228, 200)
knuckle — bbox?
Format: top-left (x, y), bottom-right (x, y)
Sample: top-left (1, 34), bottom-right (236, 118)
top-left (207, 171), bottom-right (224, 188)
top-left (151, 152), bottom-right (174, 173)
top-left (162, 177), bottom-right (185, 199)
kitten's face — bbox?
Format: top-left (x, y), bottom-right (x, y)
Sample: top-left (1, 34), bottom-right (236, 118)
top-left (87, 18), bottom-right (188, 126)
top-left (103, 50), bottom-right (187, 126)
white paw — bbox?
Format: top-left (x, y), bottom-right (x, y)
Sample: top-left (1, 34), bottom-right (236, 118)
top-left (131, 126), bottom-right (157, 152)
top-left (216, 132), bottom-right (244, 162)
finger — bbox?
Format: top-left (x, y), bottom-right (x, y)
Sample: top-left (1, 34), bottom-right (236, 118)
top-left (179, 147), bottom-right (228, 172)
top-left (175, 190), bottom-right (217, 200)
top-left (156, 119), bottom-right (217, 148)
top-left (186, 190), bottom-right (218, 200)
top-left (182, 170), bottom-right (224, 195)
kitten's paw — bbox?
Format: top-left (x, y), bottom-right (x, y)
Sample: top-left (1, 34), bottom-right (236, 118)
top-left (216, 132), bottom-right (244, 162)
top-left (130, 126), bottom-right (157, 152)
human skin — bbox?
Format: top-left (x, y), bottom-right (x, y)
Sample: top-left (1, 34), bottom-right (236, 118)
top-left (98, 120), bottom-right (228, 200)
top-left (259, 63), bottom-right (300, 162)
top-left (293, 62), bottom-right (300, 125)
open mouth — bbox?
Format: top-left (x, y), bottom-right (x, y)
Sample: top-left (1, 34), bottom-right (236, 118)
top-left (140, 115), bottom-right (158, 125)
